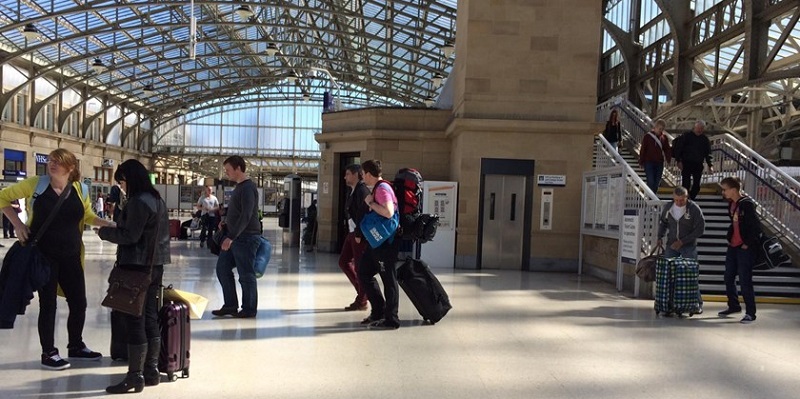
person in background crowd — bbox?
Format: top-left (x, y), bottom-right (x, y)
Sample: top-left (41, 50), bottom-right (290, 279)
top-left (196, 186), bottom-right (220, 248)
top-left (107, 183), bottom-right (125, 223)
top-left (657, 186), bottom-right (706, 314)
top-left (673, 120), bottom-right (714, 200)
top-left (339, 164), bottom-right (370, 311)
top-left (638, 118), bottom-right (672, 194)
top-left (718, 176), bottom-right (761, 324)
top-left (95, 194), bottom-right (105, 220)
top-left (0, 148), bottom-right (115, 370)
top-left (98, 160), bottom-right (171, 394)
top-left (2, 199), bottom-right (20, 238)
top-left (603, 109), bottom-right (622, 150)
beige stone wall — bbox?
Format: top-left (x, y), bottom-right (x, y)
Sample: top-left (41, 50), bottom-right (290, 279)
top-left (0, 122), bottom-right (151, 186)
top-left (454, 0), bottom-right (602, 121)
top-left (447, 119), bottom-right (599, 269)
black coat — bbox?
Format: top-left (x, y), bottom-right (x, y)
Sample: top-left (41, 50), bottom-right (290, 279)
top-left (99, 192), bottom-right (171, 267)
top-left (603, 121), bottom-right (621, 143)
top-left (0, 242), bottom-right (50, 328)
top-left (673, 131), bottom-right (712, 166)
top-left (345, 181), bottom-right (370, 239)
top-left (726, 197), bottom-right (762, 248)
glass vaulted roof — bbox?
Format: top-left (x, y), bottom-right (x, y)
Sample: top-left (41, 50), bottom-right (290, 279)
top-left (0, 0), bottom-right (457, 114)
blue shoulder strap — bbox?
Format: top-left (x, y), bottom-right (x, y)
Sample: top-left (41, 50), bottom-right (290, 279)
top-left (31, 175), bottom-right (51, 208)
top-left (31, 176), bottom-right (88, 206)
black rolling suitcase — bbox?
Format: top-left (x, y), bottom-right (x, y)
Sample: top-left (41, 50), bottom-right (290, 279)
top-left (396, 258), bottom-right (452, 324)
top-left (159, 300), bottom-right (191, 381)
top-left (109, 310), bottom-right (128, 361)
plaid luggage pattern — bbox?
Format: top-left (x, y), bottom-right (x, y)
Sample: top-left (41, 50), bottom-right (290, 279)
top-left (671, 257), bottom-right (700, 315)
top-left (653, 257), bottom-right (672, 314)
top-left (653, 256), bottom-right (701, 316)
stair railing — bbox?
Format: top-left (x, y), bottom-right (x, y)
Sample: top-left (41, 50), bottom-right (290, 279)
top-left (598, 97), bottom-right (800, 251)
top-left (594, 133), bottom-right (664, 255)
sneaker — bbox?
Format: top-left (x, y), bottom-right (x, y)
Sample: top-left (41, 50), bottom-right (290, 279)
top-left (360, 316), bottom-right (379, 325)
top-left (41, 350), bottom-right (71, 370)
top-left (68, 346), bottom-right (102, 361)
top-left (740, 314), bottom-right (756, 324)
top-left (211, 307), bottom-right (239, 317)
top-left (344, 302), bottom-right (368, 311)
top-left (696, 307), bottom-right (703, 315)
top-left (368, 320), bottom-right (399, 330)
top-left (718, 307), bottom-right (742, 317)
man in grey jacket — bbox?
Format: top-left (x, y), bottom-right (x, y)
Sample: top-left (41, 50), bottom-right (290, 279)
top-left (212, 156), bottom-right (262, 319)
top-left (657, 186), bottom-right (706, 312)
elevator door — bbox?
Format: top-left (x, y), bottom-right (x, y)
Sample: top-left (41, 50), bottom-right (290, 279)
top-left (481, 175), bottom-right (526, 269)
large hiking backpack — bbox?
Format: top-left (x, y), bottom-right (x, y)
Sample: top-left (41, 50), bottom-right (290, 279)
top-left (393, 168), bottom-right (423, 240)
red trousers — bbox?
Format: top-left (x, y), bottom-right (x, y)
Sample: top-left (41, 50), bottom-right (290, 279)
top-left (338, 232), bottom-right (367, 305)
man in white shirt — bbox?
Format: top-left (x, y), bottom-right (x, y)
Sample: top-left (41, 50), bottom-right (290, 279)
top-left (196, 186), bottom-right (220, 248)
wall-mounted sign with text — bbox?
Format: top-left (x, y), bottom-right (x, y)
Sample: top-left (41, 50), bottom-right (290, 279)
top-left (537, 174), bottom-right (566, 187)
top-left (35, 154), bottom-right (49, 164)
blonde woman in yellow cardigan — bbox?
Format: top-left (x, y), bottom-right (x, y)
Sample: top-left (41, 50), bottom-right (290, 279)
top-left (0, 149), bottom-right (115, 370)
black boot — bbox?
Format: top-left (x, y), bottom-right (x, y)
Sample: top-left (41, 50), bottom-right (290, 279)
top-left (106, 344), bottom-right (146, 394)
top-left (143, 338), bottom-right (161, 386)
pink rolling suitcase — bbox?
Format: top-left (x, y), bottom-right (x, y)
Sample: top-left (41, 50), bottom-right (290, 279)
top-left (158, 300), bottom-right (191, 381)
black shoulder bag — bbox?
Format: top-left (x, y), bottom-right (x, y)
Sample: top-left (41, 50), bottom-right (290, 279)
top-left (101, 201), bottom-right (161, 317)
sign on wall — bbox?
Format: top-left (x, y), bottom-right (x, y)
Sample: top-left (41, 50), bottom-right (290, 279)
top-left (620, 209), bottom-right (641, 264)
top-left (537, 174), bottom-right (566, 187)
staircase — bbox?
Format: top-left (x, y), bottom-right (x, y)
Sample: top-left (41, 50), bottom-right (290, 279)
top-left (596, 100), bottom-right (800, 301)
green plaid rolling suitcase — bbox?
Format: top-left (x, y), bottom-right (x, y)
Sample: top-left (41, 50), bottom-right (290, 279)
top-left (654, 257), bottom-right (701, 317)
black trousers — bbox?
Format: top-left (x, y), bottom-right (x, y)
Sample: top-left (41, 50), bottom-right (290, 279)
top-left (120, 265), bottom-right (164, 345)
top-left (199, 214), bottom-right (217, 242)
top-left (2, 214), bottom-right (14, 237)
top-left (681, 161), bottom-right (704, 199)
top-left (358, 238), bottom-right (401, 326)
top-left (38, 253), bottom-right (86, 353)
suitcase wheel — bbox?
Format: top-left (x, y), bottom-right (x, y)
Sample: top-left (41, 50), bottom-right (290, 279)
top-left (182, 368), bottom-right (189, 378)
top-left (168, 372), bottom-right (177, 382)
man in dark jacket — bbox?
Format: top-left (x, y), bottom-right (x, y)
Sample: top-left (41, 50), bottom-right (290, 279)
top-left (339, 165), bottom-right (371, 311)
top-left (673, 120), bottom-right (713, 200)
top-left (718, 177), bottom-right (761, 323)
top-left (212, 156), bottom-right (262, 319)
top-left (657, 186), bottom-right (706, 313)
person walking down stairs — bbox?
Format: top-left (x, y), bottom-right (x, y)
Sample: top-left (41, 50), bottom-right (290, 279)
top-left (638, 119), bottom-right (671, 194)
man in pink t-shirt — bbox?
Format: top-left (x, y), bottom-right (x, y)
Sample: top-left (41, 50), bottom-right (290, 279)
top-left (357, 160), bottom-right (401, 330)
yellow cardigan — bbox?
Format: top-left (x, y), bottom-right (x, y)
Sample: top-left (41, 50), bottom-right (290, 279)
top-left (0, 176), bottom-right (98, 274)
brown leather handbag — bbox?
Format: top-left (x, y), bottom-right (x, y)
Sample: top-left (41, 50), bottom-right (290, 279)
top-left (635, 245), bottom-right (663, 283)
top-left (101, 202), bottom-right (161, 317)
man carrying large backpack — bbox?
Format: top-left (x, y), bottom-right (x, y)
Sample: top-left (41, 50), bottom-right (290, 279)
top-left (357, 160), bottom-right (401, 330)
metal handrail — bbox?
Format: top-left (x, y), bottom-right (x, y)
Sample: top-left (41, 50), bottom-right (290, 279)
top-left (594, 131), bottom-right (664, 259)
top-left (597, 97), bottom-right (800, 251)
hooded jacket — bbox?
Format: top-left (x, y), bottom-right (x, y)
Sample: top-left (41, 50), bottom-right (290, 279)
top-left (658, 200), bottom-right (706, 247)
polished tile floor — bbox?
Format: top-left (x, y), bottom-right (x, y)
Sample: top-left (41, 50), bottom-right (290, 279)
top-left (1, 219), bottom-right (799, 399)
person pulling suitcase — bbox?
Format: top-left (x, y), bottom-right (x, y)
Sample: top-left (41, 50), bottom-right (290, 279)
top-left (657, 186), bottom-right (706, 314)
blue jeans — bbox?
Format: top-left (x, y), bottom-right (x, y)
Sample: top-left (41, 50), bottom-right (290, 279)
top-left (724, 246), bottom-right (757, 317)
top-left (644, 162), bottom-right (664, 194)
top-left (216, 234), bottom-right (261, 314)
top-left (664, 245), bottom-right (703, 306)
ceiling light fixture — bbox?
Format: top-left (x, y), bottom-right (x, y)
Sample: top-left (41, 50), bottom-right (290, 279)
top-left (431, 73), bottom-right (444, 88)
top-left (287, 71), bottom-right (298, 83)
top-left (180, 105), bottom-right (189, 115)
top-left (441, 38), bottom-right (455, 59)
top-left (235, 5), bottom-right (254, 20)
top-left (303, 93), bottom-right (311, 102)
top-left (21, 23), bottom-right (40, 41)
top-left (91, 58), bottom-right (107, 74)
top-left (143, 83), bottom-right (155, 93)
top-left (265, 43), bottom-right (280, 57)
top-left (424, 97), bottom-right (435, 107)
